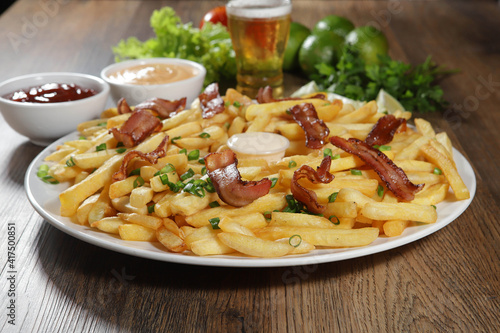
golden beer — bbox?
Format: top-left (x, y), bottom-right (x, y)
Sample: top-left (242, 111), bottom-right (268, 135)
top-left (227, 0), bottom-right (291, 98)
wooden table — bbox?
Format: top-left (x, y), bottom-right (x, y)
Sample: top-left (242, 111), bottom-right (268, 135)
top-left (1, 1), bottom-right (498, 332)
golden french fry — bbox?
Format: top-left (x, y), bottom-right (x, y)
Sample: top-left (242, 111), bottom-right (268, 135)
top-left (331, 100), bottom-right (377, 124)
top-left (129, 186), bottom-right (154, 208)
top-left (156, 226), bottom-right (186, 252)
top-left (118, 212), bottom-right (163, 230)
top-left (91, 216), bottom-right (125, 234)
top-left (383, 220), bottom-right (410, 237)
top-left (218, 217), bottom-right (255, 236)
top-left (270, 212), bottom-right (337, 229)
top-left (415, 118), bottom-right (436, 137)
top-left (118, 224), bottom-right (156, 241)
top-left (420, 143), bottom-right (469, 200)
top-left (218, 232), bottom-right (292, 257)
top-left (362, 202), bottom-right (437, 223)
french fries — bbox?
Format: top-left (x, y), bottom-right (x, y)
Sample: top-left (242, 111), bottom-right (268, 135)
top-left (42, 87), bottom-right (469, 258)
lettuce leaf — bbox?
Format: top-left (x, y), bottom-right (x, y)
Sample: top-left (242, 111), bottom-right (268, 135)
top-left (112, 7), bottom-right (236, 86)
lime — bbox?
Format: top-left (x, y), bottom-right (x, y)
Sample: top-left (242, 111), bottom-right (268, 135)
top-left (345, 25), bottom-right (389, 65)
top-left (283, 22), bottom-right (311, 72)
top-left (298, 30), bottom-right (344, 77)
top-left (376, 89), bottom-right (405, 114)
top-left (312, 15), bottom-right (355, 38)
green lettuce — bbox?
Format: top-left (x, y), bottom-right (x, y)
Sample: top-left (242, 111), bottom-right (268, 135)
top-left (112, 7), bottom-right (236, 86)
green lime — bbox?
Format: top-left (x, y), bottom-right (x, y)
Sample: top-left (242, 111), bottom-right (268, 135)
top-left (283, 22), bottom-right (311, 72)
top-left (298, 30), bottom-right (344, 77)
top-left (345, 25), bottom-right (389, 65)
top-left (312, 15), bottom-right (355, 38)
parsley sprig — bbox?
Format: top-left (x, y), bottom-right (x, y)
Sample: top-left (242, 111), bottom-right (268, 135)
top-left (312, 45), bottom-right (457, 112)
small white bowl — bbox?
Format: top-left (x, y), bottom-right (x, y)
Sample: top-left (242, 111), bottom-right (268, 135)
top-left (100, 58), bottom-right (207, 107)
top-left (227, 132), bottom-right (290, 163)
top-left (0, 72), bottom-right (109, 146)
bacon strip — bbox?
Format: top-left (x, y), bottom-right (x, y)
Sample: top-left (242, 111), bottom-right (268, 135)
top-left (256, 85), bottom-right (326, 103)
top-left (199, 83), bottom-right (225, 119)
top-left (205, 150), bottom-right (272, 207)
top-left (291, 156), bottom-right (334, 214)
top-left (135, 97), bottom-right (186, 119)
top-left (112, 135), bottom-right (169, 181)
top-left (365, 114), bottom-right (406, 146)
top-left (330, 136), bottom-right (423, 201)
top-left (289, 103), bottom-right (330, 149)
top-left (117, 97), bottom-right (133, 114)
top-left (110, 110), bottom-right (162, 147)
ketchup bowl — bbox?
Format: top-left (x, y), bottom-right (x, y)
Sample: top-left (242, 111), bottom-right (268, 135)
top-left (0, 72), bottom-right (109, 146)
top-left (100, 58), bottom-right (206, 107)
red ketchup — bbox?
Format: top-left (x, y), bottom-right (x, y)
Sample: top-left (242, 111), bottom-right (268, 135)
top-left (6, 83), bottom-right (96, 103)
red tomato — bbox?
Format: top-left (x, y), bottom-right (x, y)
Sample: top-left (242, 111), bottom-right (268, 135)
top-left (199, 6), bottom-right (228, 29)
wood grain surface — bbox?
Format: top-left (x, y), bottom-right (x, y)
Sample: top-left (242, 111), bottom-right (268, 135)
top-left (0, 1), bottom-right (498, 332)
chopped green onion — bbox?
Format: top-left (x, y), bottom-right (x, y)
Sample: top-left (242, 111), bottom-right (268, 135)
top-left (79, 136), bottom-right (86, 140)
top-left (288, 234), bottom-right (302, 247)
top-left (288, 160), bottom-right (297, 168)
top-left (159, 173), bottom-right (169, 185)
top-left (187, 150), bottom-right (200, 161)
top-left (329, 215), bottom-right (340, 225)
top-left (351, 169), bottom-right (362, 176)
top-left (180, 168), bottom-right (195, 181)
top-left (270, 178), bottom-right (278, 188)
top-left (201, 166), bottom-right (207, 176)
top-left (171, 136), bottom-right (181, 144)
top-left (199, 132), bottom-right (211, 139)
top-left (378, 145), bottom-right (391, 151)
top-left (183, 182), bottom-right (205, 198)
top-left (328, 192), bottom-right (338, 203)
top-left (129, 168), bottom-right (141, 176)
top-left (323, 148), bottom-right (333, 158)
top-left (203, 180), bottom-right (216, 193)
top-left (224, 100), bottom-right (231, 107)
top-left (116, 148), bottom-right (127, 154)
top-left (233, 101), bottom-right (241, 108)
top-left (133, 176), bottom-right (145, 188)
top-left (431, 205), bottom-right (437, 210)
top-left (198, 158), bottom-right (205, 165)
top-left (263, 211), bottom-right (272, 221)
top-left (96, 143), bottom-right (107, 152)
top-left (37, 164), bottom-right (59, 184)
top-left (209, 201), bottom-right (220, 208)
top-left (147, 205), bottom-right (155, 214)
top-left (433, 167), bottom-right (442, 175)
top-left (377, 185), bottom-right (384, 198)
top-left (224, 122), bottom-right (231, 129)
top-left (97, 122), bottom-right (107, 127)
top-left (65, 157), bottom-right (76, 167)
top-left (116, 142), bottom-right (124, 148)
top-left (332, 154), bottom-right (341, 160)
top-left (161, 163), bottom-right (176, 174)
top-left (179, 148), bottom-right (187, 155)
top-left (209, 217), bottom-right (220, 229)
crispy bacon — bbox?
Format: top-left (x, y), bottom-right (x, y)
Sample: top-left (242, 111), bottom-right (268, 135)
top-left (256, 85), bottom-right (326, 103)
top-left (289, 103), bottom-right (330, 149)
top-left (135, 97), bottom-right (186, 119)
top-left (330, 136), bottom-right (423, 201)
top-left (110, 110), bottom-right (162, 148)
top-left (199, 82), bottom-right (225, 119)
top-left (365, 114), bottom-right (406, 146)
top-left (117, 97), bottom-right (133, 114)
top-left (291, 156), bottom-right (334, 214)
top-left (205, 150), bottom-right (272, 207)
top-left (112, 135), bottom-right (169, 181)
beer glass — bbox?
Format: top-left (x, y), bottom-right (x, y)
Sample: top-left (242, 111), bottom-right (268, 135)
top-left (226, 0), bottom-right (292, 98)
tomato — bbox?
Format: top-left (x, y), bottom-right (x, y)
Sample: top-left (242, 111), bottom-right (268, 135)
top-left (199, 6), bottom-right (228, 29)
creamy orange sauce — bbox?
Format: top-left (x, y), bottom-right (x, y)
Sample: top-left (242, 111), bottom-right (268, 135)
top-left (108, 63), bottom-right (199, 85)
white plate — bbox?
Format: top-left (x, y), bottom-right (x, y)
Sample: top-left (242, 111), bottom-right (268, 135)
top-left (25, 132), bottom-right (476, 267)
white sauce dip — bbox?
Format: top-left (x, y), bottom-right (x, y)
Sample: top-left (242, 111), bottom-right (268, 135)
top-left (108, 63), bottom-right (199, 85)
top-left (227, 132), bottom-right (290, 163)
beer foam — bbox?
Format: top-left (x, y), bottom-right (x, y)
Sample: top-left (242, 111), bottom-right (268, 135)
top-left (226, 0), bottom-right (292, 19)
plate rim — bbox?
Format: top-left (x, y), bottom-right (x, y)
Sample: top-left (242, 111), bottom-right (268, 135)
top-left (24, 131), bottom-right (477, 268)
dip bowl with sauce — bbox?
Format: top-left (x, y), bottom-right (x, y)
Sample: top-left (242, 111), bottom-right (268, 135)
top-left (0, 72), bottom-right (109, 146)
top-left (101, 58), bottom-right (206, 107)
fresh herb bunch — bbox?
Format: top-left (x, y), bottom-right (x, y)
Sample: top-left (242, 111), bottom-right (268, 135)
top-left (112, 7), bottom-right (236, 87)
top-left (312, 45), bottom-right (456, 112)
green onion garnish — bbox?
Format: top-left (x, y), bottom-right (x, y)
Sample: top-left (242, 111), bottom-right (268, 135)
top-left (96, 143), bottom-right (106, 152)
top-left (233, 101), bottom-right (241, 108)
top-left (288, 160), bottom-right (297, 168)
top-left (199, 132), bottom-right (211, 139)
top-left (179, 148), bottom-right (187, 155)
top-left (171, 136), bottom-right (181, 144)
top-left (116, 148), bottom-right (127, 154)
top-left (147, 205), bottom-right (155, 214)
top-left (65, 157), bottom-right (76, 167)
top-left (288, 234), bottom-right (302, 247)
top-left (323, 148), bottom-right (333, 158)
top-left (377, 185), bottom-right (384, 198)
top-left (328, 192), bottom-right (338, 203)
top-left (332, 154), bottom-right (341, 160)
top-left (351, 169), bottom-right (362, 176)
top-left (433, 167), bottom-right (442, 175)
top-left (209, 217), bottom-right (220, 229)
top-left (187, 150), bottom-right (200, 161)
top-left (37, 164), bottom-right (59, 184)
top-left (133, 176), bottom-right (145, 188)
top-left (180, 168), bottom-right (195, 181)
top-left (378, 145), bottom-right (391, 151)
top-left (209, 201), bottom-right (220, 208)
top-left (329, 215), bottom-right (340, 225)
top-left (270, 178), bottom-right (278, 188)
top-left (201, 166), bottom-right (207, 176)
top-left (129, 168), bottom-right (141, 176)
top-left (116, 142), bottom-right (124, 148)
